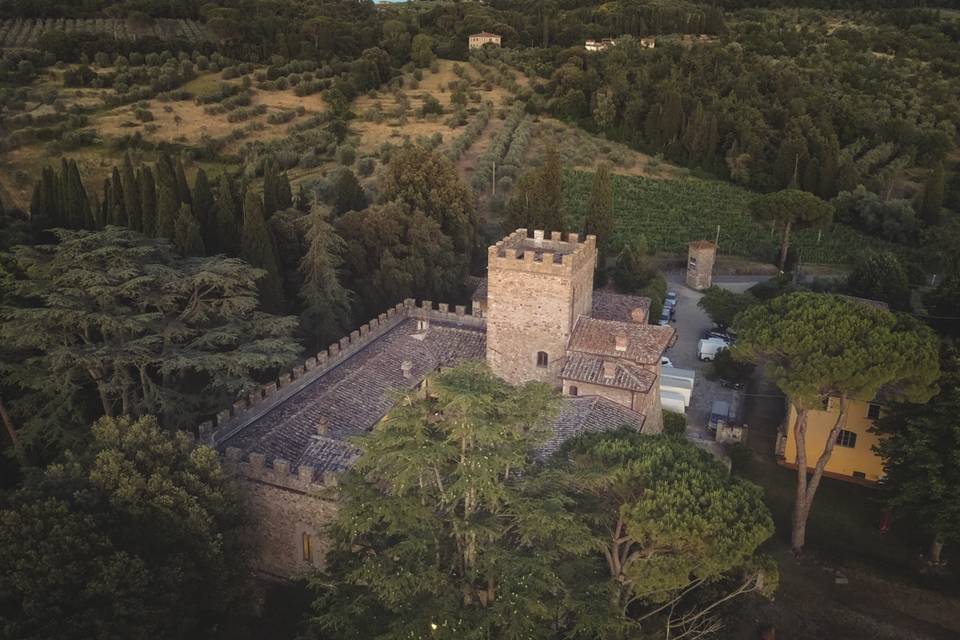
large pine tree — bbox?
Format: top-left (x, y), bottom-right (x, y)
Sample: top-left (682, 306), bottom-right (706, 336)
top-left (241, 190), bottom-right (286, 313)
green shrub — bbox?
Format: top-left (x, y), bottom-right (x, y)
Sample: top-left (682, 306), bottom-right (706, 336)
top-left (728, 443), bottom-right (753, 474)
top-left (663, 411), bottom-right (687, 438)
top-left (337, 144), bottom-right (356, 166)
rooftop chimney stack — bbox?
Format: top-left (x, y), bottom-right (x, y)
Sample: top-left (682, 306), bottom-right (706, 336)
top-left (615, 333), bottom-right (628, 352)
top-left (401, 360), bottom-right (413, 379)
top-left (317, 417), bottom-right (329, 435)
top-left (603, 361), bottom-right (617, 381)
top-left (630, 308), bottom-right (646, 324)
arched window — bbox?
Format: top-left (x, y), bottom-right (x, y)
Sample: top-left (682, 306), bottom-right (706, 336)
top-left (536, 351), bottom-right (548, 368)
top-left (302, 532), bottom-right (313, 562)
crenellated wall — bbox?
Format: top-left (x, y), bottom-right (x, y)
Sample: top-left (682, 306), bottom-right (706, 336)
top-left (486, 229), bottom-right (597, 386)
top-left (203, 299), bottom-right (485, 447)
top-left (221, 447), bottom-right (341, 578)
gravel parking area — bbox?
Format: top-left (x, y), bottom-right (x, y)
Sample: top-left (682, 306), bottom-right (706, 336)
top-left (662, 277), bottom-right (761, 442)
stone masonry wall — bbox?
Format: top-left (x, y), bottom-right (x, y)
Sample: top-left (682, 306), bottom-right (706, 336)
top-left (486, 230), bottom-right (596, 386)
top-left (241, 479), bottom-right (338, 579)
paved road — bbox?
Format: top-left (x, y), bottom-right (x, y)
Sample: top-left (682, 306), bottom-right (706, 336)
top-left (661, 277), bottom-right (762, 441)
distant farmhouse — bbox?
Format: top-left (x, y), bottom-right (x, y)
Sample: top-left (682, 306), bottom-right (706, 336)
top-left (585, 36), bottom-right (655, 52)
top-left (469, 31), bottom-right (501, 49)
top-left (204, 229), bottom-right (676, 578)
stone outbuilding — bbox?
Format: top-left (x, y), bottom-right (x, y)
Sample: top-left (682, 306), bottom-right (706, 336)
top-left (686, 240), bottom-right (717, 290)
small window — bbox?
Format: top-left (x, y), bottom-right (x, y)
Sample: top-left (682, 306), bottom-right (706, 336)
top-left (302, 532), bottom-right (313, 562)
top-left (569, 386), bottom-right (578, 396)
top-left (836, 430), bottom-right (857, 448)
top-left (867, 403), bottom-right (881, 420)
top-left (536, 351), bottom-right (548, 368)
top-left (852, 471), bottom-right (866, 479)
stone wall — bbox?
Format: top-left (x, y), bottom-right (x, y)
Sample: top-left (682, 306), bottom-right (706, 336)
top-left (686, 241), bottom-right (717, 291)
top-left (486, 230), bottom-right (597, 386)
top-left (223, 447), bottom-right (340, 578)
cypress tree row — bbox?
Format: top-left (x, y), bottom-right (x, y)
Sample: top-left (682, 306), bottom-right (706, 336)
top-left (174, 204), bottom-right (205, 257)
top-left (122, 154), bottom-right (142, 232)
top-left (241, 189), bottom-right (286, 313)
top-left (215, 174), bottom-right (241, 256)
top-left (192, 169), bottom-right (216, 251)
top-left (174, 157), bottom-right (192, 206)
top-left (156, 184), bottom-right (178, 240)
top-left (140, 166), bottom-right (158, 237)
top-left (109, 167), bottom-right (127, 227)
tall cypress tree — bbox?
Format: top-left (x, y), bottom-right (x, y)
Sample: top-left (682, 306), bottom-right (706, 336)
top-left (101, 178), bottom-right (114, 228)
top-left (584, 163), bottom-right (614, 284)
top-left (155, 153), bottom-right (179, 206)
top-left (140, 166), bottom-right (157, 237)
top-left (110, 167), bottom-right (127, 227)
top-left (192, 168), bottom-right (216, 250)
top-left (122, 154), bottom-right (142, 232)
top-left (262, 159), bottom-right (281, 217)
top-left (241, 190), bottom-right (286, 312)
top-left (156, 183), bottom-right (178, 240)
top-left (536, 145), bottom-right (564, 232)
top-left (215, 174), bottom-right (241, 255)
top-left (174, 157), bottom-right (192, 206)
top-left (62, 160), bottom-right (90, 229)
top-left (298, 204), bottom-right (352, 352)
top-left (174, 204), bottom-right (205, 256)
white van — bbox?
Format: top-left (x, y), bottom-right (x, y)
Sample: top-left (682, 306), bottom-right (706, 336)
top-left (697, 337), bottom-right (729, 362)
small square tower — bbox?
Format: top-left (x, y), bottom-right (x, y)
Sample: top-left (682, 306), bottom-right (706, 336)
top-left (686, 240), bottom-right (717, 291)
top-left (485, 229), bottom-right (597, 386)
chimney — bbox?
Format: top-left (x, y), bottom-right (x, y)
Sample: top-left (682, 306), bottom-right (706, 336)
top-left (603, 361), bottom-right (617, 381)
top-left (615, 333), bottom-right (628, 352)
top-left (630, 308), bottom-right (646, 324)
top-left (401, 360), bottom-right (413, 379)
top-left (317, 417), bottom-right (329, 435)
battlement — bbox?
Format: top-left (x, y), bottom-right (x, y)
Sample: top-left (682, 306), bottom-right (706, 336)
top-left (201, 298), bottom-right (485, 447)
top-left (222, 446), bottom-right (341, 495)
top-left (487, 229), bottom-right (597, 276)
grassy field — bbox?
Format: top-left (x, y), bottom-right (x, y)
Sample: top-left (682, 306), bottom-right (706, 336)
top-left (562, 171), bottom-right (903, 265)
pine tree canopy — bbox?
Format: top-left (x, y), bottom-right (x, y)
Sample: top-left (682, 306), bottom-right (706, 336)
top-left (0, 227), bottom-right (300, 456)
top-left (0, 415), bottom-right (252, 639)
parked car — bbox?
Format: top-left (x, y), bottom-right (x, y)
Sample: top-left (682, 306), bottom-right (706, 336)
top-left (658, 307), bottom-right (671, 325)
top-left (697, 337), bottom-right (729, 361)
top-left (665, 290), bottom-right (678, 307)
top-left (701, 327), bottom-right (735, 343)
top-left (708, 399), bottom-right (731, 433)
top-left (661, 356), bottom-right (673, 367)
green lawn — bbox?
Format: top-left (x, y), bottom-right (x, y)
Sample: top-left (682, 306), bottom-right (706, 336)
top-left (736, 448), bottom-right (959, 595)
top-left (562, 171), bottom-right (904, 266)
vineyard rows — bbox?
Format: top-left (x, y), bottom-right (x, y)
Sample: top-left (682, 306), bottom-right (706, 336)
top-left (0, 18), bottom-right (212, 49)
top-left (563, 171), bottom-right (900, 265)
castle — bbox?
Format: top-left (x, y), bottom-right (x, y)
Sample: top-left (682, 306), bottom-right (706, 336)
top-left (205, 229), bottom-right (676, 579)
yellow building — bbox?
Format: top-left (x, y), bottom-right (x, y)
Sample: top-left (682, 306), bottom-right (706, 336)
top-left (779, 397), bottom-right (884, 483)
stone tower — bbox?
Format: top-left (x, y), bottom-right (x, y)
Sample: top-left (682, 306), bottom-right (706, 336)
top-left (686, 240), bottom-right (717, 290)
top-left (485, 229), bottom-right (597, 386)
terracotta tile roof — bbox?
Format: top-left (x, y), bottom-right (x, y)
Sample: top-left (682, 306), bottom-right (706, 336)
top-left (559, 352), bottom-right (656, 392)
top-left (220, 319), bottom-right (486, 474)
top-left (568, 316), bottom-right (675, 365)
top-left (538, 396), bottom-right (648, 457)
top-left (590, 290), bottom-right (651, 323)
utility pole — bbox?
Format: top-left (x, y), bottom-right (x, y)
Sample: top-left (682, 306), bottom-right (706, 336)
top-left (491, 161), bottom-right (496, 196)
